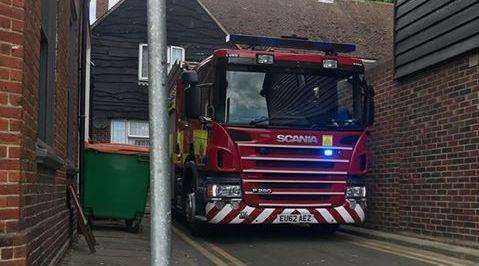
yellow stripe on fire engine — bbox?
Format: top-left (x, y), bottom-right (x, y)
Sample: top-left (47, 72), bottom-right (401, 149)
top-left (193, 130), bottom-right (208, 157)
top-left (322, 135), bottom-right (333, 146)
top-left (176, 131), bottom-right (184, 164)
top-left (169, 132), bottom-right (174, 161)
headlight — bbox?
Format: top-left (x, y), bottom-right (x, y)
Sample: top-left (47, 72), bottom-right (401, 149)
top-left (346, 186), bottom-right (366, 198)
top-left (257, 54), bottom-right (274, 64)
top-left (323, 59), bottom-right (338, 69)
top-left (207, 184), bottom-right (242, 198)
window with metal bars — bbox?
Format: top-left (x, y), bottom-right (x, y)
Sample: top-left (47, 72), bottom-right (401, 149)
top-left (111, 120), bottom-right (150, 147)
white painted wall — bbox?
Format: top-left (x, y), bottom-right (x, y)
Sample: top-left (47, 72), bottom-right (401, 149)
top-left (85, 43), bottom-right (91, 141)
top-left (109, 0), bottom-right (121, 8)
top-left (89, 0), bottom-right (96, 24)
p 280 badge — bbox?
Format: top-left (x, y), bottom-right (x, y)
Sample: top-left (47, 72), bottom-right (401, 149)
top-left (251, 188), bottom-right (272, 194)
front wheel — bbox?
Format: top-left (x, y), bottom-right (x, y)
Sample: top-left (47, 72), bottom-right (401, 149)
top-left (310, 224), bottom-right (339, 235)
top-left (184, 192), bottom-right (207, 237)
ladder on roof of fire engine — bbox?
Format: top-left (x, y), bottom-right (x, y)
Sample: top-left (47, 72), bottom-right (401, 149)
top-left (226, 34), bottom-right (356, 54)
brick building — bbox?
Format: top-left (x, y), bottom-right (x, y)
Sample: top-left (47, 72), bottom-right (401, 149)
top-left (365, 1), bottom-right (479, 245)
top-left (0, 0), bottom-right (89, 265)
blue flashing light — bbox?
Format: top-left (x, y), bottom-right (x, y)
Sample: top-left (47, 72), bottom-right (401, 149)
top-left (226, 34), bottom-right (356, 54)
top-left (324, 149), bottom-right (333, 156)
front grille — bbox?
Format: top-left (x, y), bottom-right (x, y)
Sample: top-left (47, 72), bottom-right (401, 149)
top-left (237, 142), bottom-right (352, 208)
top-left (256, 160), bottom-right (335, 169)
top-left (258, 195), bottom-right (330, 201)
top-left (255, 183), bottom-right (331, 190)
top-left (256, 147), bottom-right (320, 156)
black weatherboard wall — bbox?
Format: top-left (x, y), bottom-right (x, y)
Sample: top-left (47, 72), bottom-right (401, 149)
top-left (394, 0), bottom-right (479, 78)
top-left (90, 0), bottom-right (228, 126)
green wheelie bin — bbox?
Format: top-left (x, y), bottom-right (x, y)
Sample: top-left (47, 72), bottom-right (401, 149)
top-left (83, 143), bottom-right (150, 233)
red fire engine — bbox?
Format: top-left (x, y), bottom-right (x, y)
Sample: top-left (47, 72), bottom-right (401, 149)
top-left (168, 35), bottom-right (374, 235)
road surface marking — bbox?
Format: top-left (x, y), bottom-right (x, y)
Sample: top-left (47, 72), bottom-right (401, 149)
top-left (351, 241), bottom-right (453, 266)
top-left (172, 225), bottom-right (247, 266)
top-left (172, 226), bottom-right (227, 266)
top-left (338, 232), bottom-right (475, 266)
top-left (203, 241), bottom-right (248, 266)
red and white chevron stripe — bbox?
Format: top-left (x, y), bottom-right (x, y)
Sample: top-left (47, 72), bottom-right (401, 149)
top-left (205, 201), bottom-right (365, 224)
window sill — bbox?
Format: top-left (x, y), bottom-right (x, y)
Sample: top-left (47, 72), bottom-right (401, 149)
top-left (36, 140), bottom-right (64, 170)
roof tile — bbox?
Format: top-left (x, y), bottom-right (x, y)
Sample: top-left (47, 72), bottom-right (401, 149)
top-left (199, 0), bottom-right (393, 60)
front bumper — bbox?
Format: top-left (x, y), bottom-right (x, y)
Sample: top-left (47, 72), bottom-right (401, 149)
top-left (205, 200), bottom-right (366, 224)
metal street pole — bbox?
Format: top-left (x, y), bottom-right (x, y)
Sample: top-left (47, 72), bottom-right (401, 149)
top-left (147, 0), bottom-right (171, 265)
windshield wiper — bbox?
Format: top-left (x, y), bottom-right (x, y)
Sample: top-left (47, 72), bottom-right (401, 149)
top-left (331, 119), bottom-right (359, 127)
top-left (249, 116), bottom-right (294, 126)
top-left (310, 119), bottom-right (359, 129)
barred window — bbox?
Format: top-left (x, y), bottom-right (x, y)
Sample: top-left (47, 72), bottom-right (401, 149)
top-left (111, 120), bottom-right (149, 147)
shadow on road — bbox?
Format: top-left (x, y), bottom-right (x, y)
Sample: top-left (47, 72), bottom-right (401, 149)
top-left (173, 217), bottom-right (340, 244)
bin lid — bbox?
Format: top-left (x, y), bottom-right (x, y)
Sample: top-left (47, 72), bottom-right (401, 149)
top-left (85, 142), bottom-right (149, 155)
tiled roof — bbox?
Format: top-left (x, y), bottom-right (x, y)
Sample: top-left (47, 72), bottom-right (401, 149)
top-left (198, 0), bottom-right (394, 61)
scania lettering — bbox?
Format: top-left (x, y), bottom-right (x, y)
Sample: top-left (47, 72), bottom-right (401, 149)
top-left (167, 34), bottom-right (374, 235)
top-left (276, 135), bottom-right (318, 144)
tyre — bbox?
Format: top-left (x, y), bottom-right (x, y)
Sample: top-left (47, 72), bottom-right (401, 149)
top-left (310, 224), bottom-right (340, 235)
top-left (183, 191), bottom-right (207, 237)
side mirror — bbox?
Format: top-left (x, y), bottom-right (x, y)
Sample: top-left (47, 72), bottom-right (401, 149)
top-left (182, 71), bottom-right (198, 85)
top-left (182, 71), bottom-right (201, 119)
top-left (184, 84), bottom-right (202, 119)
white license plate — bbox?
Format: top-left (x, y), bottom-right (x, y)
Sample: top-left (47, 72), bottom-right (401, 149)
top-left (278, 214), bottom-right (313, 223)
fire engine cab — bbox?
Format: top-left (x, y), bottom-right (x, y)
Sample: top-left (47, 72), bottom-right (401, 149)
top-left (168, 34), bottom-right (374, 235)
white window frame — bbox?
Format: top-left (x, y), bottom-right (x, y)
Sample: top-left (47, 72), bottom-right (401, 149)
top-left (139, 44), bottom-right (185, 81)
top-left (111, 119), bottom-right (150, 146)
top-left (108, 0), bottom-right (121, 8)
top-left (167, 45), bottom-right (186, 66)
top-left (110, 119), bottom-right (127, 144)
top-left (127, 120), bottom-right (149, 139)
top-left (167, 46), bottom-right (186, 73)
top-left (138, 43), bottom-right (148, 82)
top-left (90, 0), bottom-right (97, 23)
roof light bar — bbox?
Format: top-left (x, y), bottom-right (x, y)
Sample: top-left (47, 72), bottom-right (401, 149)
top-left (226, 34), bottom-right (356, 53)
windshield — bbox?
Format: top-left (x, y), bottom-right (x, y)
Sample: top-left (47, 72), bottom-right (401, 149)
top-left (219, 65), bottom-right (365, 130)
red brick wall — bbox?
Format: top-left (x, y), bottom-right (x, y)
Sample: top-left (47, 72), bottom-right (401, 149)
top-left (365, 50), bottom-right (479, 243)
top-left (0, 0), bottom-right (83, 265)
top-left (90, 123), bottom-right (111, 143)
top-left (0, 0), bottom-right (27, 263)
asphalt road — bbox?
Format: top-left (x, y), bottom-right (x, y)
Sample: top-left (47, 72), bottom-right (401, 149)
top-left (172, 221), bottom-right (476, 266)
top-left (62, 216), bottom-right (476, 266)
